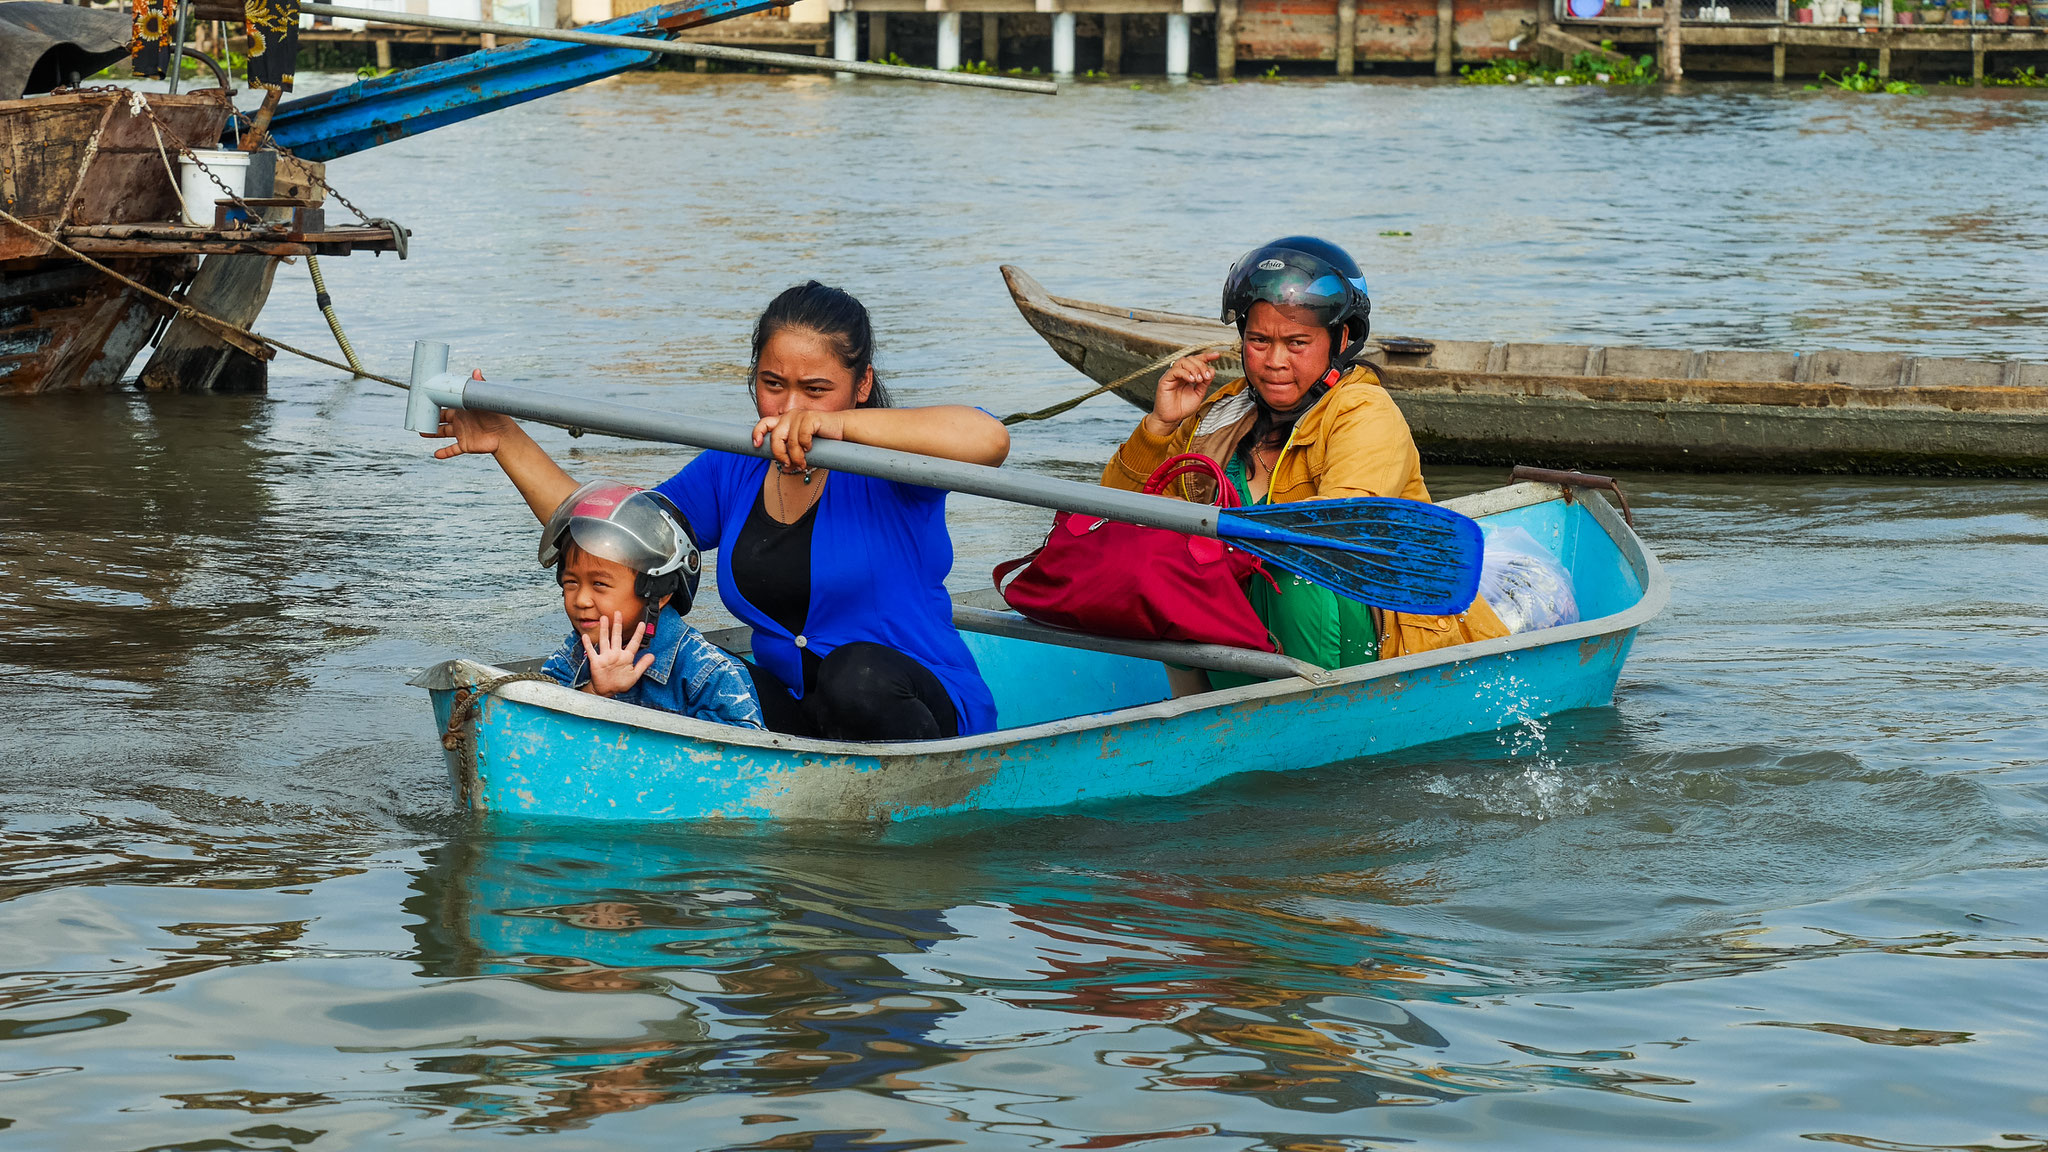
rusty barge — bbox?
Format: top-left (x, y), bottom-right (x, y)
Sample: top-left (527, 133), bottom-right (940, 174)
top-left (1004, 266), bottom-right (2048, 478)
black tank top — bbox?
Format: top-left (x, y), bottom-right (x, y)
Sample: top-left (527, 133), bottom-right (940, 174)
top-left (728, 486), bottom-right (818, 650)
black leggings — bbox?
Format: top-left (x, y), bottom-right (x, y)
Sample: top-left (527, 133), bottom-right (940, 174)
top-left (745, 642), bottom-right (960, 742)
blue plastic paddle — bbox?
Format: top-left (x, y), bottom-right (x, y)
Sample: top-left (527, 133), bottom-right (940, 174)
top-left (402, 350), bottom-right (1485, 615)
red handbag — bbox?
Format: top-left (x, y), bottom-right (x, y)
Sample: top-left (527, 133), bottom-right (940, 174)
top-left (992, 453), bottom-right (1276, 651)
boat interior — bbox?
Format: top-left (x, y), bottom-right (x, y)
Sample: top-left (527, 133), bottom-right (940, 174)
top-left (638, 488), bottom-right (1650, 734)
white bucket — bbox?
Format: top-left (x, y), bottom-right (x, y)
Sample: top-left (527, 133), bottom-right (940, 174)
top-left (177, 149), bottom-right (252, 227)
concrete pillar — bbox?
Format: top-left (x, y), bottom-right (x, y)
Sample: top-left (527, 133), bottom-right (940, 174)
top-left (375, 37), bottom-right (392, 69)
top-left (1052, 10), bottom-right (1076, 75)
top-left (1661, 0), bottom-right (1683, 80)
top-left (833, 9), bottom-right (857, 61)
top-left (868, 12), bottom-right (886, 59)
top-left (1970, 31), bottom-right (1983, 83)
top-left (1771, 40), bottom-right (1785, 79)
top-left (1101, 12), bottom-right (1121, 73)
top-left (1434, 0), bottom-right (1454, 75)
top-left (1166, 11), bottom-right (1190, 77)
top-left (1216, 0), bottom-right (1237, 78)
top-left (981, 12), bottom-right (998, 66)
top-left (1876, 44), bottom-right (1890, 78)
top-left (936, 10), bottom-right (961, 69)
top-left (1336, 0), bottom-right (1356, 75)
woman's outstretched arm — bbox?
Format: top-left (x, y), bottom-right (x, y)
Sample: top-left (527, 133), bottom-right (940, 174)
top-left (753, 405), bottom-right (1009, 473)
top-left (424, 408), bottom-right (581, 522)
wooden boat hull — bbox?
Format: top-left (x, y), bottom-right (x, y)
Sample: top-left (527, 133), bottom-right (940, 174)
top-left (1002, 266), bottom-right (2048, 477)
top-left (0, 90), bottom-right (231, 395)
top-left (415, 481), bottom-right (1666, 824)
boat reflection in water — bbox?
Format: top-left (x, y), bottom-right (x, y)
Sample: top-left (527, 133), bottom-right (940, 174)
top-left (392, 822), bottom-right (1724, 1138)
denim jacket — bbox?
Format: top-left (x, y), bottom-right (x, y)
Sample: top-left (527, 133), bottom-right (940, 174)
top-left (540, 605), bottom-right (764, 729)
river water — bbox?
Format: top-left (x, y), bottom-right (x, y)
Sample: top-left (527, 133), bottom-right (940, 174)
top-left (2, 73), bottom-right (2046, 1149)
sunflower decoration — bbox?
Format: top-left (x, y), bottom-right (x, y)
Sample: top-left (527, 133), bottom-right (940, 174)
top-left (245, 0), bottom-right (300, 91)
top-left (130, 0), bottom-right (174, 78)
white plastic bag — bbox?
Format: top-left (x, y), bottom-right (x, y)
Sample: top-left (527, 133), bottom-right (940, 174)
top-left (1479, 526), bottom-right (1579, 635)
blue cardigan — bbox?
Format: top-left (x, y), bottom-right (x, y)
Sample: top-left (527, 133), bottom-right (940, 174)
top-left (656, 451), bottom-right (998, 736)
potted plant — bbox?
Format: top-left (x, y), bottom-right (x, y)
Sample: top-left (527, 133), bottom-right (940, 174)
top-left (1894, 0), bottom-right (1916, 23)
top-left (1988, 0), bottom-right (2011, 20)
top-left (1794, 0), bottom-right (1817, 21)
top-left (1952, 2), bottom-right (1972, 23)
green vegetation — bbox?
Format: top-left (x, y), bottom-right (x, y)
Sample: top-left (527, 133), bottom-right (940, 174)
top-left (1807, 61), bottom-right (1924, 93)
top-left (355, 64), bottom-right (397, 79)
top-left (1378, 229), bottom-right (1413, 237)
top-left (1459, 43), bottom-right (1657, 86)
top-left (951, 59), bottom-right (997, 74)
top-left (1983, 65), bottom-right (2048, 86)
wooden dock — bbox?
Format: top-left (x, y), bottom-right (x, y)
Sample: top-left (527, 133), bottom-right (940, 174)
top-left (297, 0), bottom-right (2048, 77)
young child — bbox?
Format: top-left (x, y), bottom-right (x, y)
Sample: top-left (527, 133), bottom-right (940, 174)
top-left (537, 481), bottom-right (764, 729)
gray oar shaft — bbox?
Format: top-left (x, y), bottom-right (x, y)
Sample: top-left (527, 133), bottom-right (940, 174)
top-left (429, 376), bottom-right (1223, 538)
top-left (300, 3), bottom-right (1058, 95)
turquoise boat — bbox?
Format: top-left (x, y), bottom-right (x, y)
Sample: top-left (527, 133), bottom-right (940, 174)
top-left (414, 478), bottom-right (1667, 823)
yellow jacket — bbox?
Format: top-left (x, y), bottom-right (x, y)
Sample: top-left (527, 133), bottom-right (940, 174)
top-left (1101, 365), bottom-right (1508, 660)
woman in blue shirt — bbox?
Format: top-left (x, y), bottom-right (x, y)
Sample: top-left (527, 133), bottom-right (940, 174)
top-left (427, 282), bottom-right (1006, 740)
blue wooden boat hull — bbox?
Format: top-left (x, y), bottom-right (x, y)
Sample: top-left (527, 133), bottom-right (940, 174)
top-left (414, 482), bottom-right (1667, 823)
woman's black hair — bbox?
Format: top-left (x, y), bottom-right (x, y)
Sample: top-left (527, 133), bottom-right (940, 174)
top-left (750, 281), bottom-right (892, 409)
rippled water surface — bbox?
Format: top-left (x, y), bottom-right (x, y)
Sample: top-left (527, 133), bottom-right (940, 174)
top-left (2, 74), bottom-right (2046, 1150)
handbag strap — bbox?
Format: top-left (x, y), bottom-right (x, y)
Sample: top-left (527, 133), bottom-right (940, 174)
top-left (992, 551), bottom-right (1039, 592)
top-left (1143, 452), bottom-right (1239, 509)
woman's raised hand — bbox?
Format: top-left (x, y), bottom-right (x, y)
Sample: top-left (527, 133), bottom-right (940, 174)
top-left (582, 611), bottom-right (655, 698)
top-left (1145, 351), bottom-right (1224, 436)
top-left (424, 407), bottom-right (517, 460)
top-left (753, 409), bottom-right (846, 473)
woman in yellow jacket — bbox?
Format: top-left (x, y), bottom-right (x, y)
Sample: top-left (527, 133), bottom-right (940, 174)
top-left (1102, 237), bottom-right (1506, 688)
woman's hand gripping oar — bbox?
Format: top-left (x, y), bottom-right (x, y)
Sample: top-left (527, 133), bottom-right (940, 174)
top-left (403, 353), bottom-right (1484, 615)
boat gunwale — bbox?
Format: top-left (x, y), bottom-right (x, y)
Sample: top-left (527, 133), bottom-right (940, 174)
top-left (418, 482), bottom-right (1668, 764)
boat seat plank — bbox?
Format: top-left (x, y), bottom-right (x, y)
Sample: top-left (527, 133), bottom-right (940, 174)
top-left (1799, 349), bottom-right (1909, 388)
top-left (1601, 346), bottom-right (1692, 379)
top-left (951, 604), bottom-right (1322, 682)
top-left (1503, 342), bottom-right (1599, 376)
top-left (1697, 349), bottom-right (1801, 383)
top-left (1419, 340), bottom-right (1495, 373)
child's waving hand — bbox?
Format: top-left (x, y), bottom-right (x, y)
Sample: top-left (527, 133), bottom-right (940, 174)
top-left (583, 612), bottom-right (655, 698)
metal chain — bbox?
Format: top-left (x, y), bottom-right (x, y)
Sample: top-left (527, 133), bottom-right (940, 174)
top-left (253, 134), bottom-right (410, 257)
top-left (55, 87), bottom-right (405, 250)
top-left (121, 90), bottom-right (275, 230)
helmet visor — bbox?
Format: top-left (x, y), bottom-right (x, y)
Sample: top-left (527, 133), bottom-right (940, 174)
top-left (540, 482), bottom-right (692, 577)
top-left (1226, 251), bottom-right (1359, 328)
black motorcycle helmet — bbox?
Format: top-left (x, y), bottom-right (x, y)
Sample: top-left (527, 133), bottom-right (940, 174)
top-left (1220, 236), bottom-right (1373, 380)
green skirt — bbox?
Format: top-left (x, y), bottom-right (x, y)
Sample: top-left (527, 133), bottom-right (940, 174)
top-left (1208, 570), bottom-right (1378, 690)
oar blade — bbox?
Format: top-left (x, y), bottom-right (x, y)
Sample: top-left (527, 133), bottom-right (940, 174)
top-left (1219, 498), bottom-right (1484, 615)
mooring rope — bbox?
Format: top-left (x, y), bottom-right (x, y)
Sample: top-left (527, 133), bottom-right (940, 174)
top-left (999, 337), bottom-right (1240, 426)
top-left (441, 671), bottom-right (555, 751)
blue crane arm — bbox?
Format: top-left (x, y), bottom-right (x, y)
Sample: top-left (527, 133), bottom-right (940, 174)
top-left (268, 0), bottom-right (778, 162)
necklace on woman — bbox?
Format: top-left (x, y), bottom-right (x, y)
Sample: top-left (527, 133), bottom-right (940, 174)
top-left (774, 468), bottom-right (825, 522)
